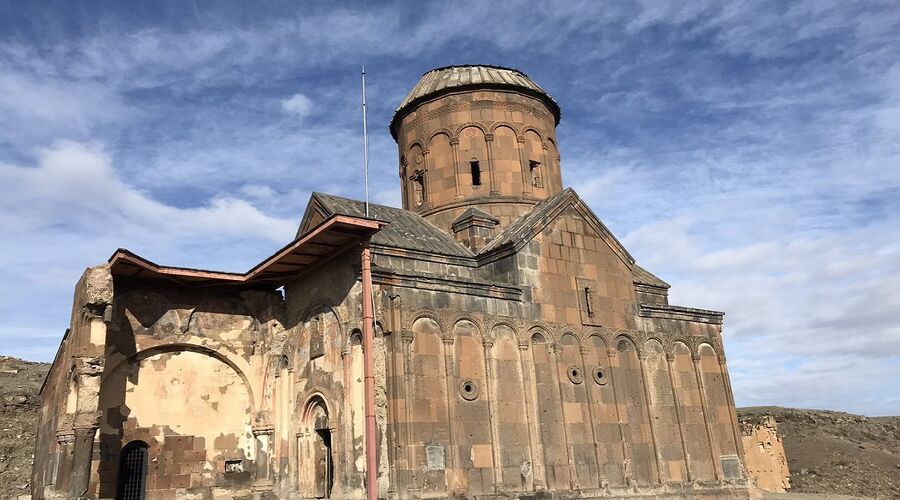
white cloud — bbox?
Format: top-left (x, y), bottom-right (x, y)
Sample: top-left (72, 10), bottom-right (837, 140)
top-left (0, 141), bottom-right (295, 242)
top-left (281, 93), bottom-right (313, 118)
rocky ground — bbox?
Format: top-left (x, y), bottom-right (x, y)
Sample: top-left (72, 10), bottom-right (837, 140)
top-left (0, 356), bottom-right (49, 499)
top-left (0, 356), bottom-right (897, 498)
top-left (739, 406), bottom-right (900, 499)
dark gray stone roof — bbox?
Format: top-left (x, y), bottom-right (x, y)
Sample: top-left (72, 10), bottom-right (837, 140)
top-left (390, 65), bottom-right (561, 138)
top-left (306, 193), bottom-right (474, 257)
top-left (479, 189), bottom-right (574, 253)
top-left (632, 264), bottom-right (670, 288)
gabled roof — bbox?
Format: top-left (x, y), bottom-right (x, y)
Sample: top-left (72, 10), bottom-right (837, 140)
top-left (299, 193), bottom-right (474, 258)
top-left (109, 214), bottom-right (385, 288)
top-left (479, 188), bottom-right (635, 265)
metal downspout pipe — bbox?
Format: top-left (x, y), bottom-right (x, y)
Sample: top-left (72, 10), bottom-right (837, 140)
top-left (361, 240), bottom-right (378, 500)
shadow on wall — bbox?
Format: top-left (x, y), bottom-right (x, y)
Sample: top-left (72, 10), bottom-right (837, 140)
top-left (96, 291), bottom-right (257, 497)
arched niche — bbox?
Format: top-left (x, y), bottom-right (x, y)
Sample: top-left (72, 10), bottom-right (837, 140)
top-left (299, 306), bottom-right (342, 370)
top-left (523, 130), bottom-right (545, 193)
top-left (408, 316), bottom-right (449, 494)
top-left (427, 132), bottom-right (453, 206)
top-left (407, 143), bottom-right (426, 208)
top-left (698, 343), bottom-right (738, 458)
top-left (457, 126), bottom-right (487, 197)
top-left (673, 342), bottom-right (714, 480)
top-left (97, 346), bottom-right (254, 496)
top-left (491, 125), bottom-right (522, 195)
top-left (643, 339), bottom-right (686, 482)
top-left (587, 334), bottom-right (623, 485)
top-left (613, 336), bottom-right (654, 484)
top-left (489, 323), bottom-right (529, 490)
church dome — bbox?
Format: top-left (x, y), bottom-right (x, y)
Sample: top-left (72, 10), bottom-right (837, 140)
top-left (390, 65), bottom-right (560, 139)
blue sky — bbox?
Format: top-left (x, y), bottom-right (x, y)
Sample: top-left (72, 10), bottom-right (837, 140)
top-left (1, 1), bottom-right (898, 415)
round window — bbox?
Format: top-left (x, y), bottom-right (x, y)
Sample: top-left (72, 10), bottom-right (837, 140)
top-left (459, 380), bottom-right (479, 401)
top-left (567, 366), bottom-right (584, 384)
top-left (592, 366), bottom-right (608, 386)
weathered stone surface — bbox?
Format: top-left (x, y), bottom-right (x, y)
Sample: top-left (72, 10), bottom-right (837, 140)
top-left (32, 65), bottom-right (746, 500)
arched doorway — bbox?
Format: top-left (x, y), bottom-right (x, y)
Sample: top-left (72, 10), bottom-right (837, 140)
top-left (300, 396), bottom-right (333, 498)
top-left (116, 441), bottom-right (148, 500)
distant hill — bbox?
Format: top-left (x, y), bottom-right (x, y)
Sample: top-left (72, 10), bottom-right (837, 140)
top-left (0, 357), bottom-right (897, 498)
top-left (738, 406), bottom-right (900, 498)
top-left (0, 356), bottom-right (50, 499)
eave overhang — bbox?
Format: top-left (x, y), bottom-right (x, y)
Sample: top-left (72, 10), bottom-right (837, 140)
top-left (108, 215), bottom-right (386, 289)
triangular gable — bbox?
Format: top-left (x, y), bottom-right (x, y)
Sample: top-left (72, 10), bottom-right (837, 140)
top-left (297, 193), bottom-right (334, 238)
top-left (479, 188), bottom-right (635, 269)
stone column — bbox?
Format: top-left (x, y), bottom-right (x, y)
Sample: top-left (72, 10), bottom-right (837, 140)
top-left (400, 332), bottom-right (417, 490)
top-left (450, 138), bottom-right (463, 199)
top-left (399, 159), bottom-right (409, 208)
top-left (253, 412), bottom-right (275, 494)
top-left (482, 339), bottom-right (503, 491)
top-left (719, 355), bottom-right (745, 461)
top-left (70, 357), bottom-right (103, 499)
top-left (549, 344), bottom-right (577, 489)
top-left (578, 346), bottom-right (607, 489)
top-left (606, 346), bottom-right (631, 486)
top-left (422, 148), bottom-right (432, 209)
top-left (485, 133), bottom-right (498, 196)
top-left (441, 337), bottom-right (459, 491)
top-left (55, 419), bottom-right (76, 493)
top-left (693, 353), bottom-right (722, 480)
top-left (517, 137), bottom-right (532, 198)
top-left (637, 350), bottom-right (664, 484)
top-left (666, 352), bottom-right (693, 482)
top-left (518, 340), bottom-right (545, 491)
top-left (541, 144), bottom-right (551, 192)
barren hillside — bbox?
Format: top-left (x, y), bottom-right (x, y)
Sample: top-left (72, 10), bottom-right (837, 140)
top-left (739, 407), bottom-right (900, 499)
top-left (0, 357), bottom-right (898, 498)
top-left (0, 356), bottom-right (49, 499)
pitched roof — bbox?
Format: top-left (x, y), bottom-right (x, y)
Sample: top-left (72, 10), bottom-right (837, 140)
top-left (479, 189), bottom-right (575, 254)
top-left (390, 65), bottom-right (560, 138)
top-left (109, 215), bottom-right (385, 288)
top-left (477, 188), bottom-right (638, 270)
top-left (301, 193), bottom-right (474, 258)
top-left (632, 264), bottom-right (670, 288)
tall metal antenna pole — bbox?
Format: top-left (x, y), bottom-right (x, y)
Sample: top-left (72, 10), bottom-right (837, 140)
top-left (362, 66), bottom-right (370, 217)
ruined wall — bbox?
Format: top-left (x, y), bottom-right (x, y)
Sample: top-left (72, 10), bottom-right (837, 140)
top-left (92, 283), bottom-right (280, 498)
top-left (282, 247), bottom-right (392, 499)
top-left (741, 416), bottom-right (790, 492)
top-left (33, 265), bottom-right (112, 499)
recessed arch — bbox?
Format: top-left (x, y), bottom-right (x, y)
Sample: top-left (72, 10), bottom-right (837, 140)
top-left (103, 340), bottom-right (256, 412)
top-left (411, 311), bottom-right (446, 333)
top-left (453, 121), bottom-right (489, 137)
top-left (614, 335), bottom-right (638, 353)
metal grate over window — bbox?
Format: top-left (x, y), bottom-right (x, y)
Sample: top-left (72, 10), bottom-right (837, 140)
top-left (116, 441), bottom-right (148, 500)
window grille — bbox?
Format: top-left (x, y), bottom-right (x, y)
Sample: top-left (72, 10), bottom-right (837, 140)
top-left (116, 441), bottom-right (148, 500)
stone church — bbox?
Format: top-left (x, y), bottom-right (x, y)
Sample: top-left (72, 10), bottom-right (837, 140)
top-left (33, 65), bottom-right (747, 499)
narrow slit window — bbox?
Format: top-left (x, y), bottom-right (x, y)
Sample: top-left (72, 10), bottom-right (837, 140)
top-left (470, 161), bottom-right (481, 186)
top-left (584, 287), bottom-right (594, 317)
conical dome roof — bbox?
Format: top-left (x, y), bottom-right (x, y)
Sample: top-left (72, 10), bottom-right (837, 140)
top-left (390, 65), bottom-right (560, 138)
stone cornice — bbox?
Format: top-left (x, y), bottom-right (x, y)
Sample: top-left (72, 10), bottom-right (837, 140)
top-left (372, 268), bottom-right (522, 301)
top-left (638, 303), bottom-right (724, 325)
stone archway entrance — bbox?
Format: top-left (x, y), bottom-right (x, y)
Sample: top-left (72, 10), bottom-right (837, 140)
top-left (299, 396), bottom-right (333, 498)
